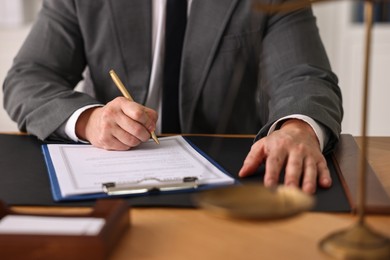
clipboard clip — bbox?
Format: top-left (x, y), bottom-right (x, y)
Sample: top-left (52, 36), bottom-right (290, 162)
top-left (102, 177), bottom-right (199, 196)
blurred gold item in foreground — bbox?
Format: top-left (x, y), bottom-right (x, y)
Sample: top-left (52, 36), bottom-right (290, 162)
top-left (194, 184), bottom-right (315, 220)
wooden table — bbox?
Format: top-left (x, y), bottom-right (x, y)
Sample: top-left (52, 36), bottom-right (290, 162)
top-left (13, 137), bottom-right (390, 260)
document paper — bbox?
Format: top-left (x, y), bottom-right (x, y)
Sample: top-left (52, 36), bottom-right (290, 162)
top-left (45, 136), bottom-right (234, 198)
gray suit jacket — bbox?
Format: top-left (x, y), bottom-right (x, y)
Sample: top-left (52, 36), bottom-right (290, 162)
top-left (3, 0), bottom-right (343, 152)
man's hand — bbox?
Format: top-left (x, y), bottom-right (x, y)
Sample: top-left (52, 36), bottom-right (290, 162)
top-left (238, 119), bottom-right (332, 194)
top-left (75, 97), bottom-right (158, 150)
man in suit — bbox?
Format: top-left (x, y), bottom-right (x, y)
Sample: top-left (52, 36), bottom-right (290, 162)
top-left (3, 0), bottom-right (343, 194)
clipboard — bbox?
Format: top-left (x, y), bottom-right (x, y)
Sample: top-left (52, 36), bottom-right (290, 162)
top-left (41, 136), bottom-right (235, 202)
top-left (0, 199), bottom-right (129, 260)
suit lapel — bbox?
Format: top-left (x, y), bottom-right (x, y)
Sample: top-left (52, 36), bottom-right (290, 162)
top-left (108, 0), bottom-right (152, 102)
top-left (181, 0), bottom-right (239, 131)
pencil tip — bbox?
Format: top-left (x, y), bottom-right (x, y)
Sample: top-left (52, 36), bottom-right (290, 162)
top-left (151, 132), bottom-right (160, 144)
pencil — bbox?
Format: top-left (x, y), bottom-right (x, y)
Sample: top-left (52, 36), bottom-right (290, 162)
top-left (109, 69), bottom-right (160, 145)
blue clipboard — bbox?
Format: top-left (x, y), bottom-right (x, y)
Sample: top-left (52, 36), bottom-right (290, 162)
top-left (41, 137), bottom-right (236, 202)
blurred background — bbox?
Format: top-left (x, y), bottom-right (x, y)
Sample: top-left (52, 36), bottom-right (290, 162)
top-left (1, 0), bottom-right (389, 135)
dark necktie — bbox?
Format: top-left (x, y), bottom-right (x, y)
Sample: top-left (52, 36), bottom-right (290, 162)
top-left (162, 0), bottom-right (187, 134)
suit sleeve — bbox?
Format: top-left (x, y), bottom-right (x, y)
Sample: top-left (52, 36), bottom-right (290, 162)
top-left (256, 3), bottom-right (343, 153)
top-left (2, 0), bottom-right (99, 140)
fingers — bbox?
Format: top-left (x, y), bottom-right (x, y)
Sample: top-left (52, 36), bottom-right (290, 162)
top-left (300, 158), bottom-right (332, 194)
top-left (116, 106), bottom-right (154, 142)
top-left (263, 150), bottom-right (286, 189)
top-left (238, 141), bottom-right (266, 178)
top-left (97, 123), bottom-right (144, 150)
top-left (238, 121), bottom-right (333, 194)
top-left (281, 153), bottom-right (332, 194)
top-left (80, 97), bottom-right (158, 150)
top-left (239, 138), bottom-right (287, 189)
top-left (317, 159), bottom-right (332, 188)
top-left (121, 102), bottom-right (158, 134)
top-left (284, 153), bottom-right (303, 188)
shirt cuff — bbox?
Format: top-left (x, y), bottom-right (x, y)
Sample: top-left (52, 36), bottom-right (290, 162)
top-left (63, 104), bottom-right (103, 143)
top-left (267, 114), bottom-right (327, 151)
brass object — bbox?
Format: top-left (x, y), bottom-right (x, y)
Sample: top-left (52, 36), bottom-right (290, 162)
top-left (194, 184), bottom-right (315, 219)
top-left (320, 223), bottom-right (390, 259)
top-left (253, 0), bottom-right (332, 12)
top-left (318, 1), bottom-right (390, 259)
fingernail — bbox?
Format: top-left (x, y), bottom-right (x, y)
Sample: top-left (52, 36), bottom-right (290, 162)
top-left (286, 182), bottom-right (297, 187)
top-left (321, 177), bottom-right (332, 187)
top-left (238, 168), bottom-right (246, 178)
top-left (147, 125), bottom-right (155, 132)
top-left (303, 183), bottom-right (315, 194)
top-left (264, 179), bottom-right (276, 188)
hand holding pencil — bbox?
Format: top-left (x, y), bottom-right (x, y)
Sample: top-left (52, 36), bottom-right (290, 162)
top-left (74, 70), bottom-right (159, 150)
top-left (109, 69), bottom-right (160, 144)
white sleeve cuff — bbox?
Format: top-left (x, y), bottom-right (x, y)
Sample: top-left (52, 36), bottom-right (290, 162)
top-left (267, 114), bottom-right (327, 151)
top-left (64, 104), bottom-right (103, 143)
